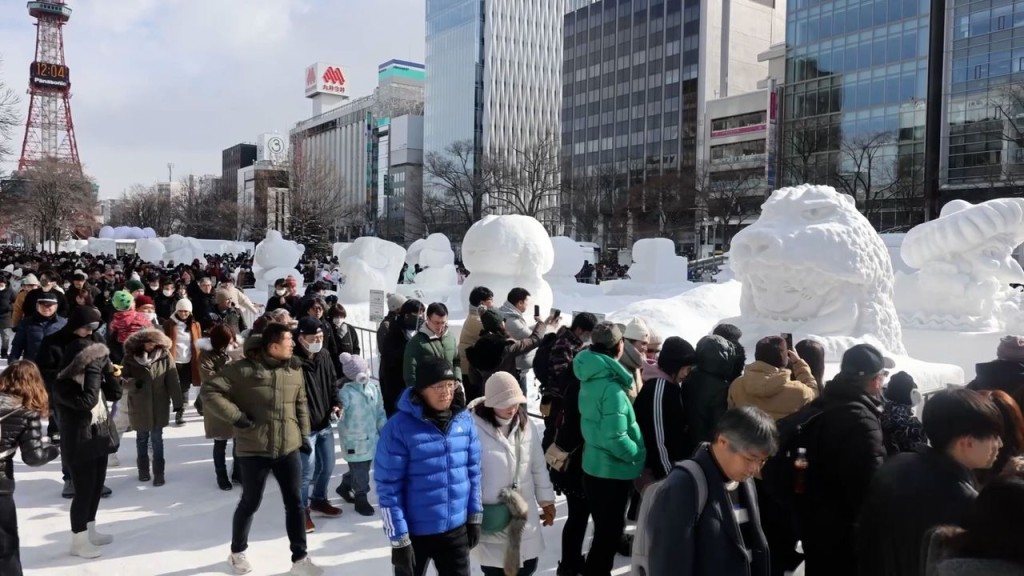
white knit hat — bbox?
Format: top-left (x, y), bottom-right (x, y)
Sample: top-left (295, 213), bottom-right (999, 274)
top-left (484, 372), bottom-right (527, 409)
top-left (175, 298), bottom-right (193, 313)
top-left (623, 317), bottom-right (651, 343)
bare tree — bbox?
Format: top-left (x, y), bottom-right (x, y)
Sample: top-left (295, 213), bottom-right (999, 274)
top-left (173, 175), bottom-right (222, 237)
top-left (830, 131), bottom-right (900, 224)
top-left (779, 116), bottom-right (833, 186)
top-left (0, 57), bottom-right (20, 171)
top-left (109, 184), bottom-right (174, 234)
top-left (288, 152), bottom-right (361, 257)
top-left (695, 161), bottom-right (764, 244)
top-left (490, 134), bottom-right (561, 224)
top-left (15, 158), bottom-right (95, 247)
top-left (423, 140), bottom-right (500, 238)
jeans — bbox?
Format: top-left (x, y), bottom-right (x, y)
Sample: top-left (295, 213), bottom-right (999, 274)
top-left (561, 492), bottom-right (591, 572)
top-left (136, 428), bottom-right (164, 462)
top-left (481, 558), bottom-right (537, 576)
top-left (583, 473), bottom-right (631, 576)
top-left (232, 451), bottom-right (306, 563)
top-left (343, 460), bottom-right (371, 497)
top-left (300, 427), bottom-right (335, 509)
top-left (69, 456), bottom-right (108, 533)
top-left (0, 328), bottom-right (11, 356)
top-left (0, 493), bottom-right (22, 576)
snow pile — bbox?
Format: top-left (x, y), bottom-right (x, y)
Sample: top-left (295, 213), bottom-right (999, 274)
top-left (333, 242), bottom-right (352, 260)
top-left (135, 238), bottom-right (166, 264)
top-left (161, 235), bottom-right (206, 266)
top-left (251, 230), bottom-right (305, 292)
top-left (97, 226), bottom-right (157, 240)
top-left (607, 281), bottom-right (744, 345)
top-left (405, 238), bottom-right (426, 266)
top-left (414, 233), bottom-right (457, 288)
top-left (336, 237), bottom-right (406, 303)
top-left (460, 215), bottom-right (555, 315)
top-left (545, 237), bottom-right (585, 287)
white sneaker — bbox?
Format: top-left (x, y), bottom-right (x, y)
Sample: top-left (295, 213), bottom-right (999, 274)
top-left (228, 552), bottom-right (253, 575)
top-left (290, 556), bottom-right (324, 576)
top-left (87, 521), bottom-right (113, 545)
top-left (70, 531), bottom-right (102, 559)
top-left (108, 454), bottom-right (120, 467)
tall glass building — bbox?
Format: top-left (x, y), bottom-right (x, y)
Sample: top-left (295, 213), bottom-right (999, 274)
top-left (424, 0), bottom-right (484, 161)
top-left (781, 0), bottom-right (931, 229)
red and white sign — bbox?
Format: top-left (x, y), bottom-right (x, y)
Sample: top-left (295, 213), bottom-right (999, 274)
top-left (304, 62), bottom-right (349, 98)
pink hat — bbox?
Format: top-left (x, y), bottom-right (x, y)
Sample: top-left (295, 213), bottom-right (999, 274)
top-left (484, 372), bottom-right (527, 409)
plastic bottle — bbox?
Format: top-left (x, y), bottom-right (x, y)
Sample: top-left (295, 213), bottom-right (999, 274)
top-left (793, 447), bottom-right (809, 495)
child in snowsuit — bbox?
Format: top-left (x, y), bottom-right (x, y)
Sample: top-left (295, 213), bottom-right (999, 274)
top-left (106, 291), bottom-right (153, 365)
top-left (336, 353), bottom-right (386, 516)
top-left (880, 371), bottom-right (927, 456)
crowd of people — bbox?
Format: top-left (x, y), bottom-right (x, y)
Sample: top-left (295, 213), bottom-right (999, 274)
top-left (0, 246), bottom-right (1021, 576)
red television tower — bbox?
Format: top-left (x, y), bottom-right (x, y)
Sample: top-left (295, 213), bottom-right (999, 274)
top-left (18, 0), bottom-right (80, 172)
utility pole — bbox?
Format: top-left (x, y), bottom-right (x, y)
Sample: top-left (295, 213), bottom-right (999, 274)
top-left (167, 162), bottom-right (174, 183)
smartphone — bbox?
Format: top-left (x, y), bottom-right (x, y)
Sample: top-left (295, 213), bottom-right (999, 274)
top-left (550, 308), bottom-right (562, 320)
top-left (782, 332), bottom-right (793, 349)
top-left (534, 305), bottom-right (541, 317)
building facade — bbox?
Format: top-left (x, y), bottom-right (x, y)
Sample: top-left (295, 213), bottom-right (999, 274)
top-left (222, 144), bottom-right (257, 195)
top-left (370, 115), bottom-right (426, 244)
top-left (236, 163), bottom-right (289, 239)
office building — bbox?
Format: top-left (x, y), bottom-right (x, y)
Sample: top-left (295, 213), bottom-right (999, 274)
top-left (222, 144), bottom-right (258, 195)
top-left (236, 163), bottom-right (289, 238)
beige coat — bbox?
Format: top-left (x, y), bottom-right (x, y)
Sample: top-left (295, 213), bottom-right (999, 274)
top-left (727, 359), bottom-right (818, 421)
top-left (458, 307), bottom-right (484, 376)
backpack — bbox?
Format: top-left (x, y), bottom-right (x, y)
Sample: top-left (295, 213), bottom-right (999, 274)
top-left (531, 332), bottom-right (558, 393)
top-left (631, 459), bottom-right (708, 576)
top-left (759, 402), bottom-right (831, 530)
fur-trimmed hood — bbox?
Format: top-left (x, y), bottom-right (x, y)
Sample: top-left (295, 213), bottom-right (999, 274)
top-left (56, 342), bottom-right (110, 387)
top-left (124, 327), bottom-right (172, 357)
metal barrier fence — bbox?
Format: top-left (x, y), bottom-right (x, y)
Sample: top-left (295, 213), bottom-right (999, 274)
top-left (350, 325), bottom-right (381, 377)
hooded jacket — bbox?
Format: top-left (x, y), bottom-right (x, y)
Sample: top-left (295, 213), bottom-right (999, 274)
top-left (294, 340), bottom-right (340, 433)
top-left (122, 328), bottom-right (182, 431)
top-left (53, 338), bottom-right (122, 463)
top-left (967, 359), bottom-right (1024, 397)
top-left (683, 335), bottom-right (741, 455)
top-left (338, 377), bottom-right (387, 462)
top-left (0, 393), bottom-right (60, 495)
top-left (197, 338), bottom-right (235, 440)
top-left (727, 359), bottom-right (819, 421)
top-left (10, 312), bottom-right (67, 362)
top-left (575, 349), bottom-right (646, 480)
top-left (374, 387), bottom-right (483, 545)
top-left (403, 323), bottom-right (462, 387)
top-left (499, 302), bottom-right (536, 372)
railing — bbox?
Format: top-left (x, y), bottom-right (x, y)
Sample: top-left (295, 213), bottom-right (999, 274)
top-left (350, 325), bottom-right (381, 377)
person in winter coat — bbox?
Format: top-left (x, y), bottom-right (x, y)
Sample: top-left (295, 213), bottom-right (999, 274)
top-left (153, 277), bottom-right (179, 321)
top-left (728, 336), bottom-right (819, 421)
top-left (163, 298), bottom-right (201, 425)
top-left (458, 287), bottom-right (493, 376)
top-left (265, 277), bottom-right (298, 317)
top-left (106, 290), bottom-right (151, 365)
top-left (213, 290), bottom-right (247, 336)
top-left (198, 325), bottom-right (240, 491)
top-left (976, 390), bottom-right (1024, 485)
top-left (499, 288), bottom-right (538, 393)
top-left (201, 321), bottom-right (322, 576)
top-left (64, 271), bottom-right (100, 318)
top-left (52, 306), bottom-right (122, 559)
top-left (403, 302), bottom-right (464, 398)
top-left (380, 299), bottom-right (424, 417)
top-left (796, 344), bottom-right (891, 576)
top-left (326, 303), bottom-right (359, 375)
top-left (682, 334), bottom-right (741, 456)
top-left (856, 388), bottom-right (1005, 576)
top-left (9, 274), bottom-right (39, 327)
top-left (0, 360), bottom-right (61, 575)
top-left (293, 317), bottom-right (342, 532)
top-left (21, 271), bottom-right (69, 319)
top-left (635, 337), bottom-right (697, 484)
top-left (377, 293), bottom-right (407, 353)
top-left (190, 277), bottom-right (219, 333)
top-left (642, 407), bottom-right (777, 576)
top-left (546, 364), bottom-right (589, 576)
top-left (9, 293), bottom-right (67, 363)
top-left (465, 309), bottom-right (545, 401)
top-left (0, 276), bottom-right (15, 359)
top-left (712, 323), bottom-right (746, 383)
top-left (375, 356), bottom-right (483, 576)
top-left (575, 321), bottom-right (646, 576)
top-left (880, 371), bottom-right (927, 456)
top-left (967, 334), bottom-right (1024, 397)
top-left (470, 372), bottom-right (556, 576)
top-left (922, 474), bottom-right (1024, 576)
top-left (217, 276), bottom-right (261, 318)
top-left (620, 317), bottom-right (651, 399)
top-left (122, 328), bottom-right (181, 486)
top-left (335, 353), bottom-right (387, 516)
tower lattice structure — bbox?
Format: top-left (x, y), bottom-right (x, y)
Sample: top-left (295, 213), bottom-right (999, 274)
top-left (18, 1), bottom-right (80, 173)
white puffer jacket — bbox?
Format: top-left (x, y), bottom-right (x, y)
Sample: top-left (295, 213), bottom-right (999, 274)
top-left (472, 411), bottom-right (556, 569)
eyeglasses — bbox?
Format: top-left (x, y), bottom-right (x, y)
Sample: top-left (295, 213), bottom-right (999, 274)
top-left (427, 381), bottom-right (456, 393)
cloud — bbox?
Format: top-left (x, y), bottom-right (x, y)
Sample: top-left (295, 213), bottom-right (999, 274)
top-left (0, 0), bottom-right (425, 198)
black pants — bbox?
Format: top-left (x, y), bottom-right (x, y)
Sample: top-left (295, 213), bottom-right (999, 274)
top-left (482, 557), bottom-right (537, 576)
top-left (232, 451), bottom-right (306, 563)
top-left (0, 493), bottom-right (22, 576)
top-left (213, 439), bottom-right (241, 480)
top-left (69, 456), bottom-right (108, 533)
top-left (583, 473), bottom-right (631, 576)
top-left (561, 492), bottom-right (591, 572)
top-left (399, 524), bottom-right (471, 576)
top-left (48, 405), bottom-right (69, 481)
top-left (755, 479), bottom-right (802, 576)
top-left (175, 362), bottom-right (193, 408)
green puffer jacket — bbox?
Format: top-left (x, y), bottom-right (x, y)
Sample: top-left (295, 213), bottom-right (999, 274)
top-left (575, 349), bottom-right (646, 480)
top-left (403, 325), bottom-right (462, 386)
top-left (200, 338), bottom-right (310, 458)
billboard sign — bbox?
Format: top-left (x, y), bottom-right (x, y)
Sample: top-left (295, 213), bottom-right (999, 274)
top-left (305, 62), bottom-right (348, 98)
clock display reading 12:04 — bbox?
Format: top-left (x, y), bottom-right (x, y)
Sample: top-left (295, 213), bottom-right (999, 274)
top-left (30, 61), bottom-right (70, 88)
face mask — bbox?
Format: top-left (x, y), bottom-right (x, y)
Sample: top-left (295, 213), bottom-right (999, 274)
top-left (403, 316), bottom-right (419, 330)
top-left (332, 318), bottom-right (343, 328)
top-left (150, 284), bottom-right (159, 290)
top-left (163, 289), bottom-right (174, 297)
top-left (305, 341), bottom-right (323, 354)
top-left (0, 285), bottom-right (6, 292)
top-left (275, 289), bottom-right (287, 296)
top-left (62, 282), bottom-right (70, 290)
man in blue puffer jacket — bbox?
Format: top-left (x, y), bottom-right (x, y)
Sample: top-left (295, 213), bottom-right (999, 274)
top-left (374, 356), bottom-right (483, 576)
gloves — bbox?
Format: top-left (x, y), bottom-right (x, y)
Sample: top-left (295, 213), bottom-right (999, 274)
top-left (541, 503), bottom-right (556, 526)
top-left (467, 523), bottom-right (481, 549)
top-left (299, 439), bottom-right (312, 455)
top-left (234, 414), bottom-right (254, 429)
top-left (391, 544), bottom-right (415, 576)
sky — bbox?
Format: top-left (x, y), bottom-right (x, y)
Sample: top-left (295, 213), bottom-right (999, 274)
top-left (0, 0), bottom-right (425, 199)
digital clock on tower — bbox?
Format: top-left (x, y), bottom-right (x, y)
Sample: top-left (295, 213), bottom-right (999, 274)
top-left (30, 61), bottom-right (70, 88)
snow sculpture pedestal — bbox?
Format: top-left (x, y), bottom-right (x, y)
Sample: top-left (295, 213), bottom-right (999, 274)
top-left (459, 215), bottom-right (554, 315)
top-left (336, 237), bottom-right (406, 303)
top-left (252, 230), bottom-right (305, 293)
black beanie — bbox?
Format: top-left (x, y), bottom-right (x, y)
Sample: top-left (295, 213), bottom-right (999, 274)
top-left (755, 336), bottom-right (788, 369)
top-left (658, 336), bottom-right (697, 376)
top-left (66, 306), bottom-right (102, 332)
top-left (884, 371), bottom-right (918, 405)
top-left (415, 356), bottom-right (456, 390)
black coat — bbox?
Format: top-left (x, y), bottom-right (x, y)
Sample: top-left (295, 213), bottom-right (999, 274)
top-left (645, 445), bottom-right (769, 576)
top-left (22, 287), bottom-right (69, 319)
top-left (636, 376), bottom-right (687, 479)
top-left (682, 335), bottom-right (740, 456)
top-left (548, 369), bottom-right (585, 498)
top-left (379, 320), bottom-right (412, 417)
top-left (52, 339), bottom-right (123, 464)
top-left (295, 344), bottom-right (339, 432)
top-left (193, 293), bottom-right (218, 333)
top-left (65, 283), bottom-right (100, 314)
top-left (967, 359), bottom-right (1024, 398)
top-left (797, 379), bottom-right (886, 576)
top-left (0, 286), bottom-right (14, 329)
top-left (154, 292), bottom-right (179, 321)
top-left (0, 394), bottom-right (60, 495)
top-left (856, 447), bottom-right (977, 576)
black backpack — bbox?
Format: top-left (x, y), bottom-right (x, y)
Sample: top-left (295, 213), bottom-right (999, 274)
top-left (531, 332), bottom-right (558, 393)
top-left (760, 401), bottom-right (831, 532)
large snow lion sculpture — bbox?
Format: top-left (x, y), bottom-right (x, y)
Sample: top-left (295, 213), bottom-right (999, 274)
top-left (729, 184), bottom-right (905, 355)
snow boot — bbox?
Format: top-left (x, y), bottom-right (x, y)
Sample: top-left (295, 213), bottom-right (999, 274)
top-left (137, 456), bottom-right (151, 482)
top-left (62, 479), bottom-right (75, 499)
top-left (228, 552), bottom-right (252, 574)
top-left (335, 479), bottom-right (355, 503)
top-left (101, 484), bottom-right (112, 498)
top-left (174, 409), bottom-right (185, 426)
top-left (618, 533), bottom-right (634, 557)
top-left (153, 458), bottom-right (165, 487)
top-left (70, 531), bottom-right (102, 559)
top-left (354, 493), bottom-right (375, 516)
top-left (217, 471), bottom-right (232, 491)
top-left (87, 521), bottom-right (113, 546)
top-left (289, 556), bottom-right (325, 576)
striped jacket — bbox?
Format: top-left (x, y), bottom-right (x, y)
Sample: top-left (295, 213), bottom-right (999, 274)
top-left (634, 376), bottom-right (688, 479)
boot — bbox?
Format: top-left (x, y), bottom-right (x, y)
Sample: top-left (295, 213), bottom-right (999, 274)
top-left (335, 479), bottom-right (354, 503)
top-left (174, 409), bottom-right (185, 427)
top-left (354, 493), bottom-right (375, 517)
top-left (309, 498), bottom-right (342, 517)
top-left (62, 479), bottom-right (75, 499)
top-left (618, 533), bottom-right (634, 557)
top-left (87, 521), bottom-right (113, 546)
top-left (153, 458), bottom-right (165, 487)
top-left (70, 531), bottom-right (102, 559)
top-left (217, 470), bottom-right (232, 491)
top-left (137, 456), bottom-right (151, 482)
top-left (101, 485), bottom-right (112, 498)
top-left (304, 508), bottom-right (315, 533)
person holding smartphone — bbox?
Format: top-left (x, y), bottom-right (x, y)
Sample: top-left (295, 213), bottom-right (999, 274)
top-left (498, 288), bottom-right (544, 396)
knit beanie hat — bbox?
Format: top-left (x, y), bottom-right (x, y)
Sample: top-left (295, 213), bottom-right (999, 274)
top-left (647, 329), bottom-right (663, 354)
top-left (658, 336), bottom-right (697, 376)
top-left (67, 305), bottom-right (102, 332)
top-left (884, 371), bottom-right (922, 407)
top-left (415, 356), bottom-right (456, 390)
top-left (387, 293), bottom-right (407, 313)
top-left (484, 372), bottom-right (527, 409)
top-left (623, 317), bottom-right (651, 343)
top-left (126, 278), bottom-right (145, 293)
top-left (481, 309), bottom-right (505, 333)
top-left (175, 298), bottom-right (193, 313)
top-left (134, 294), bottom-right (155, 309)
top-left (209, 324), bottom-right (235, 351)
top-left (997, 335), bottom-right (1024, 362)
top-left (111, 290), bottom-right (134, 312)
top-left (755, 336), bottom-right (788, 369)
top-left (340, 352), bottom-right (369, 384)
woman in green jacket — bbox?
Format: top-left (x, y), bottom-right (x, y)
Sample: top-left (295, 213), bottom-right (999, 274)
top-left (574, 321), bottom-right (645, 576)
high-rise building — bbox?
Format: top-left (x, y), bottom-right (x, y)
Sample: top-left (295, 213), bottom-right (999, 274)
top-left (222, 144), bottom-right (258, 194)
top-left (562, 0), bottom-right (783, 248)
top-left (779, 0), bottom-right (931, 230)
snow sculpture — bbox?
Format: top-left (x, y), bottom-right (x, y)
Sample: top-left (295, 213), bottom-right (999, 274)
top-left (460, 215), bottom-right (554, 314)
top-left (142, 227), bottom-right (157, 239)
top-left (332, 242), bottom-right (352, 260)
top-left (628, 238), bottom-right (688, 285)
top-left (251, 230), bottom-right (305, 292)
top-left (162, 235), bottom-right (205, 266)
top-left (135, 238), bottom-right (166, 264)
top-left (336, 237), bottom-right (406, 302)
top-left (98, 226), bottom-right (115, 239)
top-left (414, 233), bottom-right (457, 288)
top-left (545, 237), bottom-right (585, 287)
top-left (895, 198), bottom-right (1024, 331)
top-left (405, 239), bottom-right (426, 267)
top-left (729, 184), bottom-right (905, 355)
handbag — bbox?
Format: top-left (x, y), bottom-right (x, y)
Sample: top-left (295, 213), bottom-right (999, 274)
top-left (481, 427), bottom-right (523, 535)
top-left (544, 443), bottom-right (573, 472)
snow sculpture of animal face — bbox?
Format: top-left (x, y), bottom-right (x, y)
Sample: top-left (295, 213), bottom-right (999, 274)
top-left (414, 234), bottom-right (457, 288)
top-left (252, 230), bottom-right (306, 291)
top-left (730, 184), bottom-right (905, 354)
top-left (336, 237), bottom-right (406, 303)
top-left (460, 215), bottom-right (555, 313)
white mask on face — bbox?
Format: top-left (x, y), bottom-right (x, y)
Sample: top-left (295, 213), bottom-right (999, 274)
top-left (275, 289), bottom-right (287, 296)
top-left (144, 312), bottom-right (157, 322)
top-left (162, 289), bottom-right (174, 297)
top-left (332, 318), bottom-right (343, 328)
top-left (150, 284), bottom-right (159, 291)
top-left (305, 341), bottom-right (323, 354)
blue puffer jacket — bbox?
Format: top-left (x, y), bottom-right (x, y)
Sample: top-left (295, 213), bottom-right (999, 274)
top-left (374, 387), bottom-right (483, 546)
top-left (10, 314), bottom-right (67, 362)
